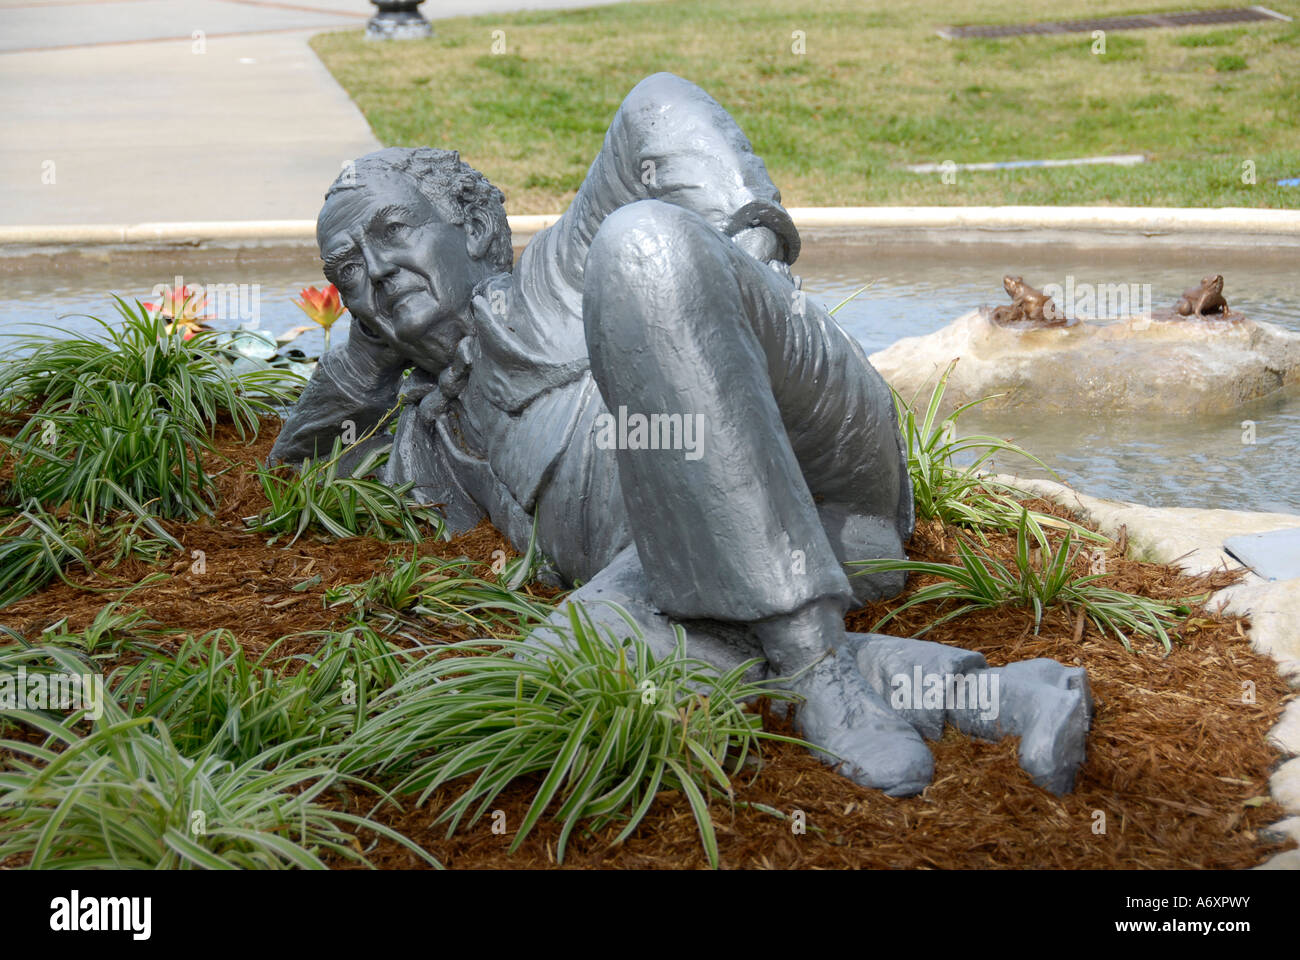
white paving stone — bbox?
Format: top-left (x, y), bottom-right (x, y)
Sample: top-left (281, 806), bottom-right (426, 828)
top-left (1270, 757), bottom-right (1300, 815)
top-left (1262, 816), bottom-right (1300, 844)
top-left (1269, 700), bottom-right (1300, 756)
top-left (1255, 849), bottom-right (1300, 870)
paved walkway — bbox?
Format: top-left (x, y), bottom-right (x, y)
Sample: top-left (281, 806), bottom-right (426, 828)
top-left (0, 0), bottom-right (624, 225)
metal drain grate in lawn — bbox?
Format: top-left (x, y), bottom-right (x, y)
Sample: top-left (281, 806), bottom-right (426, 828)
top-left (936, 6), bottom-right (1291, 39)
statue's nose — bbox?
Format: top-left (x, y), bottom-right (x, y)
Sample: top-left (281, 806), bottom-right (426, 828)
top-left (360, 237), bottom-right (394, 280)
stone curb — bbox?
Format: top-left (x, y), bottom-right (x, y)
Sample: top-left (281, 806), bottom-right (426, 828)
top-left (1, 206), bottom-right (1297, 250)
top-left (996, 474), bottom-right (1300, 867)
top-left (0, 216), bottom-right (560, 249)
top-left (787, 206), bottom-right (1300, 237)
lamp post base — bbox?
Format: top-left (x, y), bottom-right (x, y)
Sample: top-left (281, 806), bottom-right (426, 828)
top-left (366, 1), bottom-right (432, 40)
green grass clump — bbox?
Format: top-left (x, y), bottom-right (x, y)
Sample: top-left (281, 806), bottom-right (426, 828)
top-left (3, 379), bottom-right (218, 521)
top-left (0, 700), bottom-right (434, 869)
top-left (0, 507), bottom-right (91, 608)
top-left (106, 626), bottom-right (417, 764)
top-left (1174, 28), bottom-right (1245, 47)
top-left (882, 362), bottom-right (1185, 651)
top-left (0, 299), bottom-right (305, 607)
top-left (893, 360), bottom-right (1105, 544)
top-left (341, 605), bottom-right (804, 868)
top-left (0, 501), bottom-right (177, 608)
top-left (247, 440), bottom-right (446, 546)
top-left (0, 298), bottom-right (299, 440)
top-left (0, 301), bottom-right (302, 523)
top-left (853, 511), bottom-right (1187, 651)
top-left (31, 601), bottom-right (172, 659)
top-left (324, 547), bottom-right (552, 641)
top-left (0, 640), bottom-right (437, 868)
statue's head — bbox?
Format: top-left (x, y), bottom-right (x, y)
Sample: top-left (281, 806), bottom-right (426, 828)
top-left (318, 147), bottom-right (512, 372)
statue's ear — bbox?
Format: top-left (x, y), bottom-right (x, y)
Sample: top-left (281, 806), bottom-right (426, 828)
top-left (463, 205), bottom-right (496, 262)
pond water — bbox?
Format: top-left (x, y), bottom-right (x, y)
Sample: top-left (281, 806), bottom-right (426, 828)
top-left (0, 239), bottom-right (1296, 515)
top-left (800, 241), bottom-right (1300, 516)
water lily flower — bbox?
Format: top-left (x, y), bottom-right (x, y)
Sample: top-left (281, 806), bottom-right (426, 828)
top-left (143, 285), bottom-right (210, 340)
top-left (293, 284), bottom-right (346, 352)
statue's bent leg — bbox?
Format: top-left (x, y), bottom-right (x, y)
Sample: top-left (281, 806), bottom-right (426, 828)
top-left (583, 199), bottom-right (932, 795)
top-left (584, 199), bottom-right (910, 619)
top-left (584, 200), bottom-right (855, 625)
top-left (743, 263), bottom-right (915, 605)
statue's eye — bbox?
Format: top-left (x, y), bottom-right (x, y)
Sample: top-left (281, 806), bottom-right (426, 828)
top-left (337, 261), bottom-right (362, 284)
top-left (385, 221), bottom-right (408, 241)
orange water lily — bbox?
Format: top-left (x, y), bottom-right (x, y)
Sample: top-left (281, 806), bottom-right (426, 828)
top-left (293, 284), bottom-right (347, 351)
top-left (144, 285), bottom-right (209, 339)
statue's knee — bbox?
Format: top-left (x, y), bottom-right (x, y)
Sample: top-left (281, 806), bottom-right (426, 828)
top-left (588, 200), bottom-right (716, 294)
top-left (585, 202), bottom-right (722, 365)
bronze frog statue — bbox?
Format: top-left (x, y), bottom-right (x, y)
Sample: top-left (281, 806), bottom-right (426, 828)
top-left (990, 275), bottom-right (1065, 326)
top-left (1174, 274), bottom-right (1229, 317)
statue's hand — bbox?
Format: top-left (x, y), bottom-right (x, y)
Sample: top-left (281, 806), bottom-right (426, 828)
top-left (731, 224), bottom-right (781, 262)
top-left (731, 224), bottom-right (795, 285)
top-left (396, 365), bottom-right (438, 404)
top-left (728, 222), bottom-right (795, 286)
top-left (416, 386), bottom-right (447, 428)
top-left (436, 336), bottom-right (474, 400)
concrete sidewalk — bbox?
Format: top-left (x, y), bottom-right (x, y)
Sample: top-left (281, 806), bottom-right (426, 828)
top-left (0, 0), bottom-right (364, 53)
top-left (0, 0), bottom-right (625, 225)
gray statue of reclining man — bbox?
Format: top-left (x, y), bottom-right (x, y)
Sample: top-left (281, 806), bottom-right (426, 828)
top-left (272, 72), bottom-right (1092, 797)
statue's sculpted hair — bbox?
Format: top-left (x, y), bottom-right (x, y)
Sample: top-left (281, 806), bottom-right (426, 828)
top-left (327, 147), bottom-right (514, 274)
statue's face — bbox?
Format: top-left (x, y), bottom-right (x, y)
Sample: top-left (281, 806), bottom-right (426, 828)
top-left (318, 168), bottom-right (486, 373)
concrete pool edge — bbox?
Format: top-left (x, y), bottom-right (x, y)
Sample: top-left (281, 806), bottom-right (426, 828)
top-left (1, 206), bottom-right (1297, 253)
top-left (996, 473), bottom-right (1300, 868)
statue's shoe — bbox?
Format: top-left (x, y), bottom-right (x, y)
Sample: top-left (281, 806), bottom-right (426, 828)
top-left (947, 659), bottom-right (1093, 796)
top-left (851, 633), bottom-right (1092, 796)
top-left (849, 632), bottom-right (989, 740)
top-left (537, 561), bottom-right (1090, 796)
top-left (789, 647), bottom-right (934, 797)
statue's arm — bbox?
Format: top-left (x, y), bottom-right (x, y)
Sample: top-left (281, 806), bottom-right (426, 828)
top-left (268, 328), bottom-right (409, 467)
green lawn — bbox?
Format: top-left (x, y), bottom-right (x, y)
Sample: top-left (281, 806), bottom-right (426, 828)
top-left (311, 0), bottom-right (1300, 212)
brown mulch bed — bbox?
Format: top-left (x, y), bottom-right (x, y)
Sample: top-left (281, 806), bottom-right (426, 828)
top-left (1, 420), bottom-right (1295, 869)
top-left (0, 419), bottom-right (534, 655)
